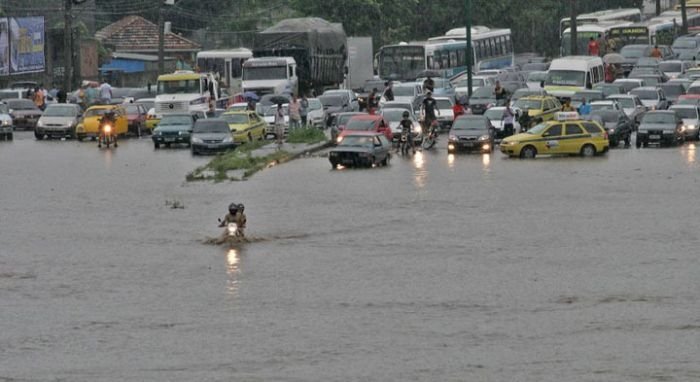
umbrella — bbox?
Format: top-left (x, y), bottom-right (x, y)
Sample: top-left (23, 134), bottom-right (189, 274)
top-left (242, 91), bottom-right (259, 101)
top-left (603, 53), bottom-right (625, 64)
top-left (269, 95), bottom-right (290, 105)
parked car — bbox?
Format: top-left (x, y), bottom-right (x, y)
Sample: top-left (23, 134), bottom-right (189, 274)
top-left (468, 86), bottom-right (499, 115)
top-left (629, 87), bottom-right (669, 110)
top-left (0, 103), bottom-right (13, 140)
top-left (319, 95), bottom-right (353, 124)
top-left (636, 111), bottom-right (684, 148)
top-left (152, 113), bottom-right (196, 148)
top-left (329, 132), bottom-right (391, 168)
top-left (263, 104), bottom-right (289, 136)
top-left (667, 78), bottom-right (693, 91)
top-left (658, 83), bottom-right (686, 106)
top-left (190, 119), bottom-right (236, 155)
top-left (447, 115), bottom-right (495, 154)
top-left (323, 89), bottom-right (359, 112)
top-left (380, 108), bottom-right (422, 142)
top-left (669, 104), bottom-right (700, 140)
top-left (35, 104), bottom-right (81, 139)
top-left (513, 95), bottom-right (562, 129)
top-left (607, 94), bottom-right (647, 127)
top-left (613, 78), bottom-right (646, 93)
top-left (454, 75), bottom-right (495, 97)
top-left (434, 96), bottom-right (455, 130)
top-left (357, 79), bottom-right (388, 111)
top-left (379, 101), bottom-right (418, 119)
top-left (75, 105), bottom-right (128, 141)
top-left (306, 98), bottom-right (326, 128)
top-left (592, 83), bottom-right (625, 98)
top-left (484, 106), bottom-right (522, 139)
top-left (587, 109), bottom-right (633, 147)
top-left (339, 114), bottom-right (393, 142)
top-left (658, 60), bottom-right (692, 79)
top-left (676, 94), bottom-right (700, 106)
top-left (123, 103), bottom-right (148, 136)
top-left (630, 73), bottom-right (666, 87)
top-left (383, 83), bottom-right (423, 109)
top-left (589, 100), bottom-right (622, 113)
top-left (328, 112), bottom-right (364, 143)
top-left (222, 110), bottom-right (267, 144)
top-left (5, 98), bottom-right (42, 130)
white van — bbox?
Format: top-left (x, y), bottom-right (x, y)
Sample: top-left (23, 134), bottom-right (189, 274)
top-left (545, 56), bottom-right (605, 99)
top-left (242, 57), bottom-right (298, 97)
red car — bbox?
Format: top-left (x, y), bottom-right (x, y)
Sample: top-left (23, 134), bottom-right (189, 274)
top-left (338, 114), bottom-right (393, 142)
top-left (677, 94), bottom-right (700, 106)
top-left (124, 103), bottom-right (148, 135)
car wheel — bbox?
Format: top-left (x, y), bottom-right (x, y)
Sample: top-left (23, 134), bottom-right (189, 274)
top-left (154, 142), bottom-right (160, 149)
top-left (331, 161), bottom-right (338, 169)
top-left (520, 145), bottom-right (537, 159)
top-left (580, 144), bottom-right (596, 157)
top-left (248, 132), bottom-right (253, 142)
top-left (165, 143), bottom-right (171, 148)
top-left (609, 139), bottom-right (618, 148)
top-left (7, 133), bottom-right (12, 141)
top-left (636, 138), bottom-right (642, 148)
top-left (381, 155), bottom-right (390, 166)
top-left (34, 131), bottom-right (44, 140)
top-left (77, 134), bottom-right (85, 142)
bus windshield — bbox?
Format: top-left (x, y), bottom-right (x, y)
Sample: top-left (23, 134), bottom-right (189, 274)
top-left (546, 70), bottom-right (585, 87)
top-left (157, 79), bottom-right (200, 95)
top-left (379, 46), bottom-right (425, 81)
top-left (243, 66), bottom-right (287, 81)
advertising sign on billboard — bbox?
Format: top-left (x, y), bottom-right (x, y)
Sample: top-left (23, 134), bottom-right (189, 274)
top-left (0, 19), bottom-right (9, 76)
top-left (9, 16), bottom-right (45, 75)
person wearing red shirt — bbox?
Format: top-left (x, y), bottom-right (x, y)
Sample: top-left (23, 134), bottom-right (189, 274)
top-left (452, 97), bottom-right (465, 120)
top-left (588, 37), bottom-right (600, 56)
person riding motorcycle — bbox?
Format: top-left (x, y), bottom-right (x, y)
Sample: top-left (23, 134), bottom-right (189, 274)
top-left (219, 202), bottom-right (247, 239)
top-left (398, 111), bottom-right (415, 154)
top-left (421, 91), bottom-right (440, 133)
top-left (98, 109), bottom-right (118, 147)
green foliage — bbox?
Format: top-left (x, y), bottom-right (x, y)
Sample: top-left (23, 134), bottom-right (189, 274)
top-left (285, 127), bottom-right (327, 144)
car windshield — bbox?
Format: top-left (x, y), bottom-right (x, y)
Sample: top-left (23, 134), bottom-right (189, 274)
top-left (222, 114), bottom-right (249, 124)
top-left (7, 100), bottom-right (36, 110)
top-left (671, 107), bottom-right (698, 119)
top-left (673, 39), bottom-right (697, 49)
top-left (636, 58), bottom-right (660, 67)
top-left (124, 105), bottom-right (141, 114)
top-left (484, 109), bottom-right (505, 120)
top-left (642, 113), bottom-right (675, 124)
top-left (527, 71), bottom-right (547, 82)
top-left (546, 70), bottom-right (584, 87)
top-left (572, 92), bottom-right (602, 102)
top-left (382, 109), bottom-right (406, 121)
top-left (457, 78), bottom-right (485, 87)
top-left (363, 81), bottom-right (385, 92)
top-left (470, 86), bottom-right (493, 99)
top-left (590, 103), bottom-right (615, 112)
top-left (660, 85), bottom-right (685, 97)
top-left (630, 89), bottom-right (659, 100)
top-left (159, 115), bottom-right (192, 125)
top-left (193, 121), bottom-right (229, 133)
top-left (319, 96), bottom-right (344, 107)
top-left (436, 99), bottom-right (452, 109)
top-left (85, 108), bottom-right (112, 117)
top-left (393, 86), bottom-right (415, 97)
top-left (678, 50), bottom-right (698, 60)
top-left (338, 135), bottom-right (374, 147)
top-left (659, 62), bottom-right (682, 72)
top-left (621, 45), bottom-right (646, 59)
top-left (136, 101), bottom-right (154, 110)
top-left (514, 99), bottom-right (542, 110)
top-left (527, 122), bottom-right (549, 134)
top-left (677, 98), bottom-right (700, 105)
top-left (452, 117), bottom-right (486, 130)
top-left (591, 111), bottom-right (620, 123)
top-left (42, 106), bottom-right (77, 117)
top-left (612, 98), bottom-right (635, 108)
top-left (337, 114), bottom-right (358, 126)
top-left (346, 119), bottom-right (376, 131)
top-left (308, 99), bottom-right (322, 110)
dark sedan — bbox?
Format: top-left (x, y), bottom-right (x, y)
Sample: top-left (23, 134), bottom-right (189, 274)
top-left (588, 110), bottom-right (633, 148)
top-left (447, 115), bottom-right (495, 154)
top-left (6, 98), bottom-right (42, 130)
top-left (329, 132), bottom-right (391, 168)
top-left (636, 111), bottom-right (684, 148)
top-left (468, 86), bottom-right (499, 115)
top-left (190, 119), bottom-right (236, 155)
top-left (152, 113), bottom-right (196, 148)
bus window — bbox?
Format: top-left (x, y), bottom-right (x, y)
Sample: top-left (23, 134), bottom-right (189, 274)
top-left (457, 49), bottom-right (465, 67)
top-left (506, 35), bottom-right (512, 54)
top-left (449, 51), bottom-right (458, 68)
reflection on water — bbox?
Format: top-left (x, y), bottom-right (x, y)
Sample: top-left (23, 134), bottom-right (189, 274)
top-left (413, 151), bottom-right (427, 189)
top-left (413, 151), bottom-right (424, 169)
top-left (226, 249), bottom-right (240, 295)
top-left (103, 147), bottom-right (114, 170)
top-left (685, 143), bottom-right (696, 165)
top-left (447, 153), bottom-right (455, 169)
top-left (482, 153), bottom-right (491, 170)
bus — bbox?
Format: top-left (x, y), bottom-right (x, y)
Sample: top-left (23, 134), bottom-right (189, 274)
top-left (560, 21), bottom-right (632, 56)
top-left (559, 8), bottom-right (642, 38)
top-left (195, 48), bottom-right (253, 93)
top-left (608, 20), bottom-right (679, 50)
top-left (377, 42), bottom-right (429, 81)
top-left (427, 28), bottom-right (514, 76)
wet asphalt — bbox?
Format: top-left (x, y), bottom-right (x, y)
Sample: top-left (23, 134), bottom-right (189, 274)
top-left (1, 131), bottom-right (699, 381)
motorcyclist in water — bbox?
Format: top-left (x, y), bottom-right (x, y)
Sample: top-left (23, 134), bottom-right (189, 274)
top-left (398, 111), bottom-right (415, 154)
top-left (98, 109), bottom-right (118, 148)
top-left (219, 202), bottom-right (247, 240)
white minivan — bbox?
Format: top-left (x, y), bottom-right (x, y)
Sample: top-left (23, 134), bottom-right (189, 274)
top-left (544, 56), bottom-right (605, 99)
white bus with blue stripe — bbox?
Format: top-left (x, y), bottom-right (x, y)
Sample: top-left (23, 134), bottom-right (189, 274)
top-left (426, 27), bottom-right (514, 77)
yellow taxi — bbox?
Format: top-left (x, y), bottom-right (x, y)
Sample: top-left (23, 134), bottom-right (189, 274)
top-left (75, 105), bottom-right (129, 141)
top-left (221, 110), bottom-right (267, 144)
top-left (513, 95), bottom-right (562, 129)
top-left (500, 112), bottom-right (609, 158)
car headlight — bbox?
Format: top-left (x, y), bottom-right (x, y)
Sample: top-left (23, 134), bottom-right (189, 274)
top-left (478, 135), bottom-right (490, 141)
top-left (191, 137), bottom-right (203, 143)
top-left (37, 120), bottom-right (44, 127)
top-left (508, 141), bottom-right (519, 145)
top-left (609, 128), bottom-right (615, 133)
top-left (685, 124), bottom-right (696, 130)
top-left (222, 136), bottom-right (233, 143)
top-left (449, 134), bottom-right (457, 141)
top-left (2, 120), bottom-right (10, 126)
top-left (336, 136), bottom-right (343, 143)
top-left (154, 130), bottom-right (162, 136)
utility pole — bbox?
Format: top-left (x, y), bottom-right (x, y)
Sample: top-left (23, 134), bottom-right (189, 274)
top-left (158, 0), bottom-right (165, 74)
top-left (656, 0), bottom-right (661, 16)
top-left (64, 0), bottom-right (73, 91)
top-left (570, 0), bottom-right (578, 55)
top-left (681, 0), bottom-right (688, 35)
top-left (465, 0), bottom-right (473, 97)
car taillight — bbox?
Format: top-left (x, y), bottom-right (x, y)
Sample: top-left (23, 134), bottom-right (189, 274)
top-left (604, 130), bottom-right (609, 140)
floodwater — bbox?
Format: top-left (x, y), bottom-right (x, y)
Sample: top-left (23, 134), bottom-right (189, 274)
top-left (1, 132), bottom-right (699, 381)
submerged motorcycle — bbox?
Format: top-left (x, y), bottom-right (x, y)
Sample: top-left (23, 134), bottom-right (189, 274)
top-left (217, 218), bottom-right (245, 246)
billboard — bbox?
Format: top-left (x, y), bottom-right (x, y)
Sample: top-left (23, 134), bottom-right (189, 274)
top-left (9, 16), bottom-right (45, 75)
top-left (0, 19), bottom-right (8, 76)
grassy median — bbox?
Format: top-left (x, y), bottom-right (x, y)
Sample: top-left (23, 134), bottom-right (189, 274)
top-left (186, 141), bottom-right (288, 182)
top-left (286, 126), bottom-right (327, 144)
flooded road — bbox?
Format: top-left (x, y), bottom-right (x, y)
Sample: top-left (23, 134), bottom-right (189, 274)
top-left (1, 132), bottom-right (699, 381)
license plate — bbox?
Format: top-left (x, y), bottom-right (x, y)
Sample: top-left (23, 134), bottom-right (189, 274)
top-left (462, 142), bottom-right (474, 147)
top-left (207, 144), bottom-right (218, 149)
top-left (650, 135), bottom-right (660, 139)
top-left (164, 138), bottom-right (175, 142)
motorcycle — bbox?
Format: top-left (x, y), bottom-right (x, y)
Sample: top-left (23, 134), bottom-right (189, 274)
top-left (421, 120), bottom-right (439, 150)
top-left (98, 119), bottom-right (118, 149)
top-left (218, 218), bottom-right (244, 245)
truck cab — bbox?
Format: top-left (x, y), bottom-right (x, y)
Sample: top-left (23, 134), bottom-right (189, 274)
top-left (154, 71), bottom-right (221, 119)
top-left (241, 57), bottom-right (298, 97)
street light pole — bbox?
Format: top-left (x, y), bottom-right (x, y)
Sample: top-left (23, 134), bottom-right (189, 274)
top-left (570, 0), bottom-right (577, 55)
top-left (64, 0), bottom-right (73, 91)
top-left (158, 0), bottom-right (165, 74)
top-left (681, 0), bottom-right (688, 35)
top-left (465, 0), bottom-right (473, 98)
